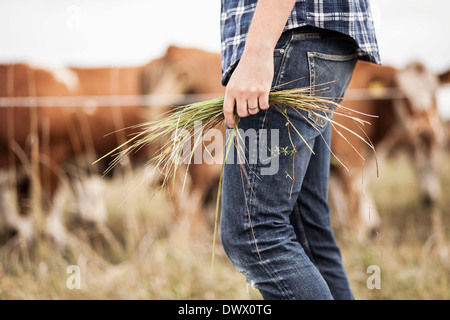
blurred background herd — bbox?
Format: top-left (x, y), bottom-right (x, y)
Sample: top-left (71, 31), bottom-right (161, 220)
top-left (0, 0), bottom-right (449, 300)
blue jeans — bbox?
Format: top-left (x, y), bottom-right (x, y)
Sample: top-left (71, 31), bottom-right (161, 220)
top-left (220, 27), bottom-right (358, 300)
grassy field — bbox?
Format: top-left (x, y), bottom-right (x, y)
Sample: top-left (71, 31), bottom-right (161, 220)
top-left (0, 152), bottom-right (449, 300)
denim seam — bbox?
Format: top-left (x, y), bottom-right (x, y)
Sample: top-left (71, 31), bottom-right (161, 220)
top-left (309, 51), bottom-right (357, 62)
top-left (241, 109), bottom-right (297, 299)
top-left (273, 47), bottom-right (289, 86)
top-left (260, 111), bottom-right (293, 299)
top-left (307, 52), bottom-right (327, 129)
top-left (245, 107), bottom-right (270, 221)
top-left (291, 33), bottom-right (321, 40)
top-left (274, 30), bottom-right (304, 87)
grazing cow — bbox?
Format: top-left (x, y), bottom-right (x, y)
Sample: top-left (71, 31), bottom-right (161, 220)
top-left (329, 61), bottom-right (448, 256)
top-left (0, 45), bottom-right (226, 244)
top-left (0, 62), bottom-right (150, 244)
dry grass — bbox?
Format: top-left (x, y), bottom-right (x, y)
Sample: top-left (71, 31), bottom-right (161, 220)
top-left (0, 152), bottom-right (449, 300)
top-left (0, 169), bottom-right (262, 300)
top-left (340, 152), bottom-right (450, 300)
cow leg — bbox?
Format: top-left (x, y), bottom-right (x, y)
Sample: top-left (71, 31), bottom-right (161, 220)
top-left (36, 142), bottom-right (74, 247)
top-left (330, 171), bottom-right (378, 240)
top-left (165, 172), bottom-right (194, 238)
top-left (74, 175), bottom-right (107, 225)
top-left (328, 170), bottom-right (350, 231)
top-left (186, 186), bottom-right (210, 237)
top-left (356, 182), bottom-right (381, 240)
top-left (358, 153), bottom-right (382, 240)
top-left (163, 167), bottom-right (209, 241)
top-left (171, 188), bottom-right (209, 242)
top-left (329, 156), bottom-right (381, 240)
top-left (412, 133), bottom-right (442, 207)
top-left (0, 185), bottom-right (34, 243)
top-left (429, 207), bottom-right (450, 265)
top-left (0, 170), bottom-right (34, 243)
top-left (416, 166), bottom-right (448, 264)
top-left (46, 184), bottom-right (70, 249)
top-left (412, 139), bottom-right (449, 264)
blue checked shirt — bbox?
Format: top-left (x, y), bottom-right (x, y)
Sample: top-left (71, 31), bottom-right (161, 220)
top-left (220, 0), bottom-right (381, 85)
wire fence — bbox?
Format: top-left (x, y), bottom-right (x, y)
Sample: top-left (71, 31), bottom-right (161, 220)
top-left (0, 93), bottom-right (220, 108)
top-left (1, 85), bottom-right (450, 108)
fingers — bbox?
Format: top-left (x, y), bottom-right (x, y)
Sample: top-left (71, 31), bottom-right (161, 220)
top-left (235, 95), bottom-right (249, 119)
top-left (234, 87), bottom-right (267, 117)
top-left (258, 89), bottom-right (270, 110)
top-left (223, 94), bottom-right (236, 128)
top-left (223, 87), bottom-right (270, 128)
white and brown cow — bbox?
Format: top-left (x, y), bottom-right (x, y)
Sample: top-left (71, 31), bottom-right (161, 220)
top-left (329, 61), bottom-right (448, 260)
top-left (0, 62), bottom-right (149, 244)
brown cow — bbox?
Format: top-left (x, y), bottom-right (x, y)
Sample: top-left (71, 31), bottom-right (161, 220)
top-left (0, 62), bottom-right (149, 244)
top-left (329, 61), bottom-right (448, 259)
top-left (0, 46), bottom-right (226, 245)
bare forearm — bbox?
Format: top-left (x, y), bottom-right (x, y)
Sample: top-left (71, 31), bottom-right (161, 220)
top-left (244, 0), bottom-right (297, 55)
top-left (223, 0), bottom-right (296, 128)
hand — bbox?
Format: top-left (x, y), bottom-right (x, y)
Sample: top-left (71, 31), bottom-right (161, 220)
top-left (223, 49), bottom-right (273, 128)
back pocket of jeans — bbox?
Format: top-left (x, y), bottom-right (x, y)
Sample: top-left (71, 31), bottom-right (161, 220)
top-left (307, 51), bottom-right (357, 127)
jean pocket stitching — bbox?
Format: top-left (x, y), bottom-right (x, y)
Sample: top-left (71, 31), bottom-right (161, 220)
top-left (291, 33), bottom-right (322, 40)
top-left (273, 38), bottom-right (293, 87)
top-left (307, 52), bottom-right (327, 128)
top-left (308, 51), bottom-right (357, 62)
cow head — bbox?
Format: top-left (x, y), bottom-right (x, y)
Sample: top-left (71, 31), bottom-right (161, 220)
top-left (330, 61), bottom-right (448, 240)
top-left (394, 61), bottom-right (446, 207)
top-left (140, 46), bottom-right (224, 116)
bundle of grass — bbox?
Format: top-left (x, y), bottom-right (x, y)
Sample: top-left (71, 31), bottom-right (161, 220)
top-left (96, 84), bottom-right (377, 265)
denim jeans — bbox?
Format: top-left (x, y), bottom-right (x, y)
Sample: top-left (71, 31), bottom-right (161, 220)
top-left (220, 26), bottom-right (358, 300)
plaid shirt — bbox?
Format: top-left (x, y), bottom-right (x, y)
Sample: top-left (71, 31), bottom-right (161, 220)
top-left (220, 0), bottom-right (381, 85)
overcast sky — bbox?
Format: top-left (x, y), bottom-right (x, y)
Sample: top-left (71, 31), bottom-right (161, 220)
top-left (1, 0), bottom-right (450, 117)
top-left (0, 0), bottom-right (221, 67)
top-left (1, 0), bottom-right (450, 71)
